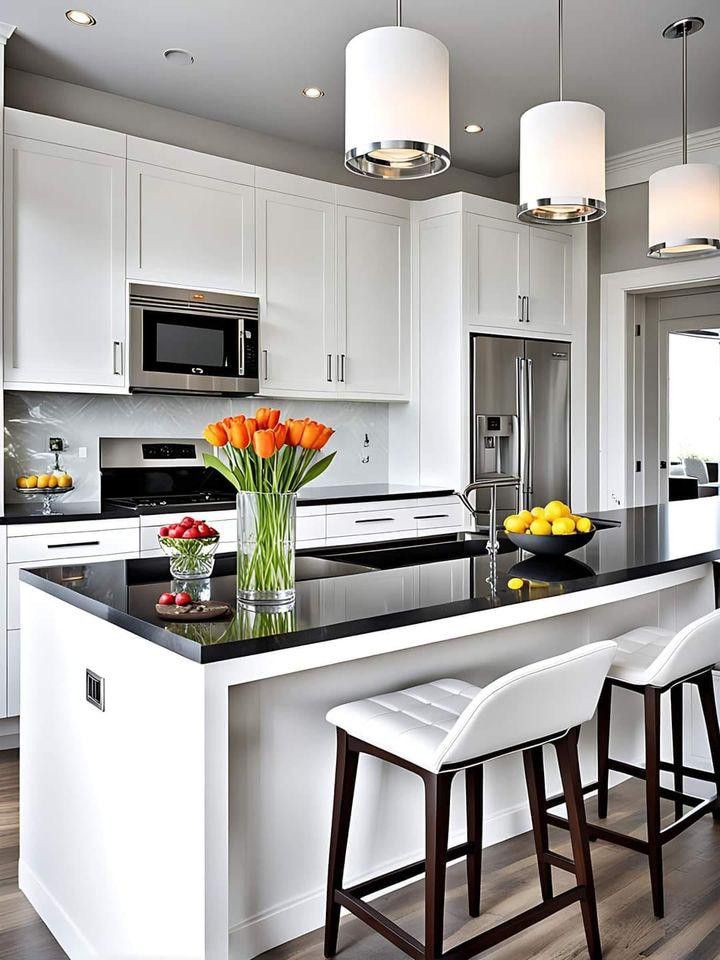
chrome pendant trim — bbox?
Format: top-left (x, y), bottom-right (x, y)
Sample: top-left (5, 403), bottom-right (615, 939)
top-left (647, 237), bottom-right (720, 259)
top-left (517, 197), bottom-right (607, 224)
top-left (344, 140), bottom-right (451, 180)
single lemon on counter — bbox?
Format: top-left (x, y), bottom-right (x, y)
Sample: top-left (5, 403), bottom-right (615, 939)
top-left (48, 476), bottom-right (58, 488)
top-left (552, 517), bottom-right (576, 535)
top-left (530, 518), bottom-right (553, 536)
top-left (37, 474), bottom-right (50, 488)
top-left (16, 476), bottom-right (27, 488)
top-left (504, 514), bottom-right (529, 534)
top-left (25, 475), bottom-right (38, 488)
top-left (530, 506), bottom-right (546, 520)
top-left (58, 474), bottom-right (72, 488)
top-left (507, 578), bottom-right (524, 590)
top-left (518, 509), bottom-right (533, 526)
top-left (576, 516), bottom-right (593, 533)
top-left (545, 500), bottom-right (571, 522)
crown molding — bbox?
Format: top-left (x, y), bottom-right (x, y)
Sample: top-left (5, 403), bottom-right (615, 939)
top-left (606, 125), bottom-right (720, 191)
top-left (0, 23), bottom-right (16, 44)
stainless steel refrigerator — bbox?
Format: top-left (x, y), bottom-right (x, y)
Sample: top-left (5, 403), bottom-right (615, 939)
top-left (470, 334), bottom-right (570, 517)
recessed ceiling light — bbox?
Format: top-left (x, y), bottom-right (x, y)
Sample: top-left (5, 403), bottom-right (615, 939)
top-left (301, 86), bottom-right (325, 99)
top-left (65, 9), bottom-right (96, 26)
top-left (163, 48), bottom-right (195, 66)
top-left (464, 123), bottom-right (484, 134)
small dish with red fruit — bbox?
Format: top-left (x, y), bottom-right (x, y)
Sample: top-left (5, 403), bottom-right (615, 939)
top-left (158, 516), bottom-right (220, 579)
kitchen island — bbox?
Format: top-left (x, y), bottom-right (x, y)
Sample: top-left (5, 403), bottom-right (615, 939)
top-left (17, 498), bottom-right (720, 960)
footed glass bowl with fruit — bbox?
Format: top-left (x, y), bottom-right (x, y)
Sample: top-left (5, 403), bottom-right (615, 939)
top-left (158, 516), bottom-right (220, 579)
top-left (503, 500), bottom-right (596, 557)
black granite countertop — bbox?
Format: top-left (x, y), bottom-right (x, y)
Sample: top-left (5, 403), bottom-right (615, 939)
top-left (19, 499), bottom-right (720, 664)
top-left (1, 484), bottom-right (454, 523)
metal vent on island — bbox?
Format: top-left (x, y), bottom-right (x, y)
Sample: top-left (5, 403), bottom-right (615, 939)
top-left (86, 669), bottom-right (105, 712)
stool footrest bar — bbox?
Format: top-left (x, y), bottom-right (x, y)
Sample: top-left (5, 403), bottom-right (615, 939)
top-left (346, 841), bottom-right (473, 900)
top-left (660, 796), bottom-right (719, 844)
top-left (546, 813), bottom-right (650, 854)
top-left (334, 890), bottom-right (424, 960)
top-left (543, 850), bottom-right (576, 873)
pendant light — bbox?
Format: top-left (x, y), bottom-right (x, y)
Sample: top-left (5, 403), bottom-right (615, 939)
top-left (518, 0), bottom-right (606, 223)
top-left (647, 17), bottom-right (720, 259)
top-left (345, 0), bottom-right (450, 179)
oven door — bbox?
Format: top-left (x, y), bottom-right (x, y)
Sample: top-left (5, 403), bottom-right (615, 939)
top-left (130, 305), bottom-right (256, 395)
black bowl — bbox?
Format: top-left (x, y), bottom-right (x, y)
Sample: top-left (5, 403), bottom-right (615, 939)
top-left (509, 555), bottom-right (596, 584)
top-left (505, 527), bottom-right (596, 556)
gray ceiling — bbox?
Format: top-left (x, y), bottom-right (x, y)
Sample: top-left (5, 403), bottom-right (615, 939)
top-left (3, 0), bottom-right (720, 178)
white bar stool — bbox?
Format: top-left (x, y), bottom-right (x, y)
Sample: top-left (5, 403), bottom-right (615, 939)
top-left (547, 609), bottom-right (720, 919)
top-left (324, 641), bottom-right (616, 960)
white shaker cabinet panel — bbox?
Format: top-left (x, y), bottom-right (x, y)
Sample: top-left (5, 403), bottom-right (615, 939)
top-left (465, 214), bottom-right (529, 330)
top-left (527, 227), bottom-right (573, 334)
top-left (3, 136), bottom-right (126, 391)
top-left (336, 206), bottom-right (411, 400)
top-left (256, 190), bottom-right (336, 397)
top-left (127, 161), bottom-right (255, 293)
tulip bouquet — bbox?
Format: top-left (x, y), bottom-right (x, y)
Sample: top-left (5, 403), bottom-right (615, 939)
top-left (202, 407), bottom-right (336, 605)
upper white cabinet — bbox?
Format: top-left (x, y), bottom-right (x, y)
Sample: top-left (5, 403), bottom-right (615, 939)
top-left (3, 118), bottom-right (127, 392)
top-left (527, 226), bottom-right (572, 334)
top-left (256, 189), bottom-right (336, 396)
top-left (337, 206), bottom-right (410, 400)
top-left (127, 138), bottom-right (255, 294)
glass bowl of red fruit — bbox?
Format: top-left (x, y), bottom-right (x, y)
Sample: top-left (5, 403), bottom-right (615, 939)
top-left (158, 516), bottom-right (221, 579)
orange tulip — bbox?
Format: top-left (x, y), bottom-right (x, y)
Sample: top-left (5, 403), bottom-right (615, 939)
top-left (245, 418), bottom-right (258, 441)
top-left (286, 418), bottom-right (308, 447)
top-left (267, 408), bottom-right (281, 429)
top-left (273, 422), bottom-right (288, 448)
top-left (255, 407), bottom-right (270, 429)
top-left (300, 421), bottom-right (323, 449)
top-left (203, 422), bottom-right (228, 446)
top-left (228, 419), bottom-right (250, 449)
top-left (312, 426), bottom-right (334, 450)
top-left (253, 429), bottom-right (276, 459)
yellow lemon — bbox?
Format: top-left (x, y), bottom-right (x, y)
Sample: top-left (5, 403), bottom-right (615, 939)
top-left (530, 506), bottom-right (546, 520)
top-left (530, 518), bottom-right (552, 536)
top-left (518, 509), bottom-right (533, 526)
top-left (545, 500), bottom-right (571, 522)
top-left (58, 474), bottom-right (72, 488)
top-left (552, 517), bottom-right (575, 535)
top-left (37, 474), bottom-right (50, 488)
top-left (507, 578), bottom-right (524, 590)
top-left (48, 476), bottom-right (59, 488)
top-left (504, 514), bottom-right (528, 534)
top-left (576, 517), bottom-right (593, 533)
top-left (25, 475), bottom-right (38, 488)
top-left (16, 476), bottom-right (27, 488)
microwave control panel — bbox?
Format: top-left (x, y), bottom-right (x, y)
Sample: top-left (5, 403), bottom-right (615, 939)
top-left (242, 319), bottom-right (259, 378)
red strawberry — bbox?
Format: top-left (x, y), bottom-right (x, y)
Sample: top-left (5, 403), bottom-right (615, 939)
top-left (174, 592), bottom-right (192, 606)
top-left (182, 526), bottom-right (200, 539)
top-left (158, 592), bottom-right (175, 605)
top-left (196, 523), bottom-right (212, 537)
top-left (159, 526), bottom-right (170, 537)
top-left (180, 516), bottom-right (195, 527)
top-left (169, 526), bottom-right (183, 538)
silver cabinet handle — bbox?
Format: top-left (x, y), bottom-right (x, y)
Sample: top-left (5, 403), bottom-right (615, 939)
top-left (327, 354), bottom-right (333, 383)
top-left (262, 349), bottom-right (269, 381)
top-left (518, 294), bottom-right (524, 323)
top-left (48, 540), bottom-right (100, 550)
top-left (414, 514), bottom-right (450, 520)
top-left (112, 340), bottom-right (123, 375)
top-left (354, 517), bottom-right (394, 524)
top-left (336, 354), bottom-right (346, 383)
top-left (523, 295), bottom-right (529, 323)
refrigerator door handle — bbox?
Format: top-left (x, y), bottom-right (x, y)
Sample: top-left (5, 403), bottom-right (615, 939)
top-left (526, 357), bottom-right (534, 497)
top-left (516, 355), bottom-right (527, 506)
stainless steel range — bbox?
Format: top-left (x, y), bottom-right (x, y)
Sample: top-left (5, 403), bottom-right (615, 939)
top-left (100, 437), bottom-right (236, 514)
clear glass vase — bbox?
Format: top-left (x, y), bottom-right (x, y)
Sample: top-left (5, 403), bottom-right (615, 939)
top-left (237, 491), bottom-right (296, 607)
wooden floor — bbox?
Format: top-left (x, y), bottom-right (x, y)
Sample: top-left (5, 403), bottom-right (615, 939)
top-left (2, 749), bottom-right (720, 959)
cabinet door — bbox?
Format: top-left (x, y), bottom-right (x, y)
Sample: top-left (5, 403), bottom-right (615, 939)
top-left (256, 190), bottom-right (336, 396)
top-left (527, 227), bottom-right (573, 334)
top-left (127, 161), bottom-right (255, 293)
top-left (466, 214), bottom-right (529, 329)
top-left (4, 136), bottom-right (126, 391)
top-left (337, 206), bottom-right (410, 399)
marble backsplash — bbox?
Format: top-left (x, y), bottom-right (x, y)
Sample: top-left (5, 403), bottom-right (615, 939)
top-left (4, 392), bottom-right (389, 504)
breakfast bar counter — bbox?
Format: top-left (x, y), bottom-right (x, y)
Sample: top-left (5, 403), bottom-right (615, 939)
top-left (17, 499), bottom-right (720, 960)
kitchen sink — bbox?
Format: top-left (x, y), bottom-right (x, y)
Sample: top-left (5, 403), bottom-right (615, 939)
top-left (304, 531), bottom-right (517, 571)
top-left (295, 556), bottom-right (377, 580)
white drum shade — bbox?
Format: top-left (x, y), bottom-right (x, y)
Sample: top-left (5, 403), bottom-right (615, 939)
top-left (518, 100), bottom-right (606, 223)
top-left (648, 163), bottom-right (720, 257)
top-left (345, 26), bottom-right (450, 179)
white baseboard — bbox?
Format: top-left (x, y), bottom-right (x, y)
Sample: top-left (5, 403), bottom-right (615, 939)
top-left (19, 860), bottom-right (98, 960)
top-left (229, 797), bottom-right (534, 960)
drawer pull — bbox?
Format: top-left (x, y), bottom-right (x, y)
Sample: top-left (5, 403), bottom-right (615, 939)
top-left (414, 514), bottom-right (450, 520)
top-left (354, 518), bottom-right (394, 524)
top-left (47, 540), bottom-right (101, 549)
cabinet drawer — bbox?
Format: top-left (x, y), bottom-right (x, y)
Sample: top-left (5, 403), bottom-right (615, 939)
top-left (414, 503), bottom-right (465, 531)
top-left (326, 507), bottom-right (416, 540)
top-left (8, 525), bottom-right (139, 564)
top-left (297, 513), bottom-right (325, 544)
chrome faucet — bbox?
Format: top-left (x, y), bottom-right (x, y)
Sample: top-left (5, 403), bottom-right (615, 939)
top-left (455, 476), bottom-right (522, 556)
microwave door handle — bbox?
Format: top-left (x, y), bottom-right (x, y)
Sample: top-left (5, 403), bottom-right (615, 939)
top-left (238, 319), bottom-right (245, 376)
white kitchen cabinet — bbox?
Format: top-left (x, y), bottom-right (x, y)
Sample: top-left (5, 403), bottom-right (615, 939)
top-left (465, 213), bottom-right (528, 329)
top-left (526, 227), bottom-right (572, 334)
top-left (337, 206), bottom-right (411, 400)
top-left (3, 135), bottom-right (127, 392)
top-left (256, 189), bottom-right (336, 397)
top-left (127, 144), bottom-right (255, 293)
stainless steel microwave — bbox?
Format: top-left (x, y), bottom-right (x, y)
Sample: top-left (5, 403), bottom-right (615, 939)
top-left (129, 284), bottom-right (260, 396)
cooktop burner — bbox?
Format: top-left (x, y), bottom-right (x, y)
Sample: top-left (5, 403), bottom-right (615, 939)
top-left (105, 493), bottom-right (235, 511)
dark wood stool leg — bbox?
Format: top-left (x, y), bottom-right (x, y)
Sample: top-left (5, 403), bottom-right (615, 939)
top-left (555, 728), bottom-right (602, 960)
top-left (695, 671), bottom-right (720, 822)
top-left (596, 680), bottom-right (612, 820)
top-left (325, 729), bottom-right (359, 958)
top-left (523, 745), bottom-right (553, 901)
top-left (465, 765), bottom-right (483, 917)
top-left (424, 771), bottom-right (454, 960)
top-left (671, 683), bottom-right (685, 822)
top-left (644, 686), bottom-right (664, 919)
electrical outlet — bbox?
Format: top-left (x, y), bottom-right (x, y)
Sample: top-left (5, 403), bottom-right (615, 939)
top-left (49, 437), bottom-right (64, 452)
top-left (78, 446), bottom-right (87, 459)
